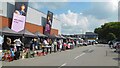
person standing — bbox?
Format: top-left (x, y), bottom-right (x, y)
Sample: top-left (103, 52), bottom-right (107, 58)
top-left (53, 39), bottom-right (57, 53)
top-left (10, 48), bottom-right (15, 60)
top-left (14, 38), bottom-right (23, 51)
top-left (4, 37), bottom-right (11, 50)
top-left (42, 39), bottom-right (48, 55)
top-left (49, 39), bottom-right (52, 53)
top-left (108, 41), bottom-right (113, 49)
top-left (59, 40), bottom-right (63, 52)
top-left (34, 38), bottom-right (39, 50)
top-left (0, 36), bottom-right (3, 50)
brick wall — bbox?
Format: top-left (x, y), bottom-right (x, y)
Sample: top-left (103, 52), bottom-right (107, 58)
top-left (0, 16), bottom-right (58, 35)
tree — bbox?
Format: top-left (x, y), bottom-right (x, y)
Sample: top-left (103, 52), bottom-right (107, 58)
top-left (94, 22), bottom-right (120, 42)
top-left (107, 33), bottom-right (116, 41)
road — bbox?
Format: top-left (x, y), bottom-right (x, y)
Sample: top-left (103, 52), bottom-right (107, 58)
top-left (2, 44), bottom-right (119, 67)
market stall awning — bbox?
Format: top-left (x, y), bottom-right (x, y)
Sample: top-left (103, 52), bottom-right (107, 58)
top-left (18, 29), bottom-right (36, 37)
top-left (34, 32), bottom-right (47, 37)
top-left (67, 37), bottom-right (73, 39)
top-left (45, 34), bottom-right (56, 38)
top-left (54, 35), bottom-right (61, 39)
top-left (59, 35), bottom-right (66, 39)
top-left (2, 27), bottom-right (19, 36)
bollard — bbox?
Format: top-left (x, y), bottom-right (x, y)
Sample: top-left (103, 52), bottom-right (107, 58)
top-left (106, 51), bottom-right (107, 56)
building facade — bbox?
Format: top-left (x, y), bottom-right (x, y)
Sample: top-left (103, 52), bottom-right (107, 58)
top-left (0, 1), bottom-right (61, 35)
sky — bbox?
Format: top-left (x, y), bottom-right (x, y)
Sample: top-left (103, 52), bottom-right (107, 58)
top-left (28, 0), bottom-right (118, 34)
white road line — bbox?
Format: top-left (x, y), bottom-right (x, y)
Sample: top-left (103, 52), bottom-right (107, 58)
top-left (61, 63), bottom-right (67, 66)
top-left (74, 53), bottom-right (85, 59)
top-left (58, 63), bottom-right (67, 68)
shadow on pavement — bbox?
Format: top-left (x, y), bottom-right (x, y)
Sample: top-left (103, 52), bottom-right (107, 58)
top-left (113, 58), bottom-right (120, 61)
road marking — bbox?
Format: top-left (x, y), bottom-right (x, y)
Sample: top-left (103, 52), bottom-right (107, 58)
top-left (58, 63), bottom-right (67, 68)
top-left (74, 53), bottom-right (85, 59)
top-left (61, 63), bottom-right (67, 66)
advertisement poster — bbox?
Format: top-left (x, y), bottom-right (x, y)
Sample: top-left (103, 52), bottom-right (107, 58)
top-left (11, 1), bottom-right (28, 32)
top-left (11, 13), bottom-right (26, 32)
top-left (44, 11), bottom-right (53, 35)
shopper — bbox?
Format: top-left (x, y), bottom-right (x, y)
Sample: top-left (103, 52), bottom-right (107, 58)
top-left (3, 37), bottom-right (11, 50)
top-left (0, 36), bottom-right (3, 50)
top-left (59, 40), bottom-right (63, 52)
top-left (14, 50), bottom-right (20, 60)
top-left (53, 39), bottom-right (57, 53)
top-left (34, 38), bottom-right (39, 50)
top-left (49, 39), bottom-right (52, 53)
top-left (10, 48), bottom-right (15, 60)
top-left (108, 41), bottom-right (113, 49)
top-left (14, 38), bottom-right (23, 51)
top-left (42, 39), bottom-right (48, 55)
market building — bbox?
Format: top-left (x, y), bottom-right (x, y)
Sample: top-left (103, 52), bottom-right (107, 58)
top-left (0, 1), bottom-right (61, 35)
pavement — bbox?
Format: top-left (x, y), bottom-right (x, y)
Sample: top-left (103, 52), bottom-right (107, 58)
top-left (2, 44), bottom-right (119, 67)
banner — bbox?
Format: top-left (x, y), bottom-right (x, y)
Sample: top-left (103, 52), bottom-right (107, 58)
top-left (44, 11), bottom-right (53, 35)
top-left (11, 13), bottom-right (26, 32)
top-left (11, 1), bottom-right (28, 32)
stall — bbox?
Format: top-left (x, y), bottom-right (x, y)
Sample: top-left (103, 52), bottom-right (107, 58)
top-left (18, 29), bottom-right (36, 48)
top-left (34, 32), bottom-right (47, 38)
top-left (34, 31), bottom-right (47, 50)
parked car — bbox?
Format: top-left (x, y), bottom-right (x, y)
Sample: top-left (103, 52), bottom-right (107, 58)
top-left (83, 42), bottom-right (88, 46)
top-left (79, 42), bottom-right (83, 46)
top-left (113, 42), bottom-right (120, 53)
top-left (113, 42), bottom-right (120, 49)
top-left (95, 41), bottom-right (98, 44)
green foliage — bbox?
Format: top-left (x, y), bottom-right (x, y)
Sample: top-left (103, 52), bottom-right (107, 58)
top-left (94, 22), bottom-right (120, 42)
top-left (107, 33), bottom-right (116, 41)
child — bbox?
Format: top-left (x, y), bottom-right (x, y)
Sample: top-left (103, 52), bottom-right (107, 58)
top-left (10, 48), bottom-right (15, 60)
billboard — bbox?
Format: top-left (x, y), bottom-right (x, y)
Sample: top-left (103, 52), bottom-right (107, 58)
top-left (44, 11), bottom-right (53, 35)
top-left (11, 1), bottom-right (28, 32)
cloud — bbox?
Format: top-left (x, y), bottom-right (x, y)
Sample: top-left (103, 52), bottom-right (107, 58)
top-left (29, 2), bottom-right (67, 11)
top-left (28, 2), bottom-right (118, 34)
top-left (83, 2), bottom-right (118, 19)
top-left (29, 0), bottom-right (68, 2)
top-left (55, 10), bottom-right (109, 34)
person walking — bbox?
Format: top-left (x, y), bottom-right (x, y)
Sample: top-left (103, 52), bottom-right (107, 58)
top-left (108, 41), bottom-right (113, 49)
top-left (53, 39), bottom-right (57, 53)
